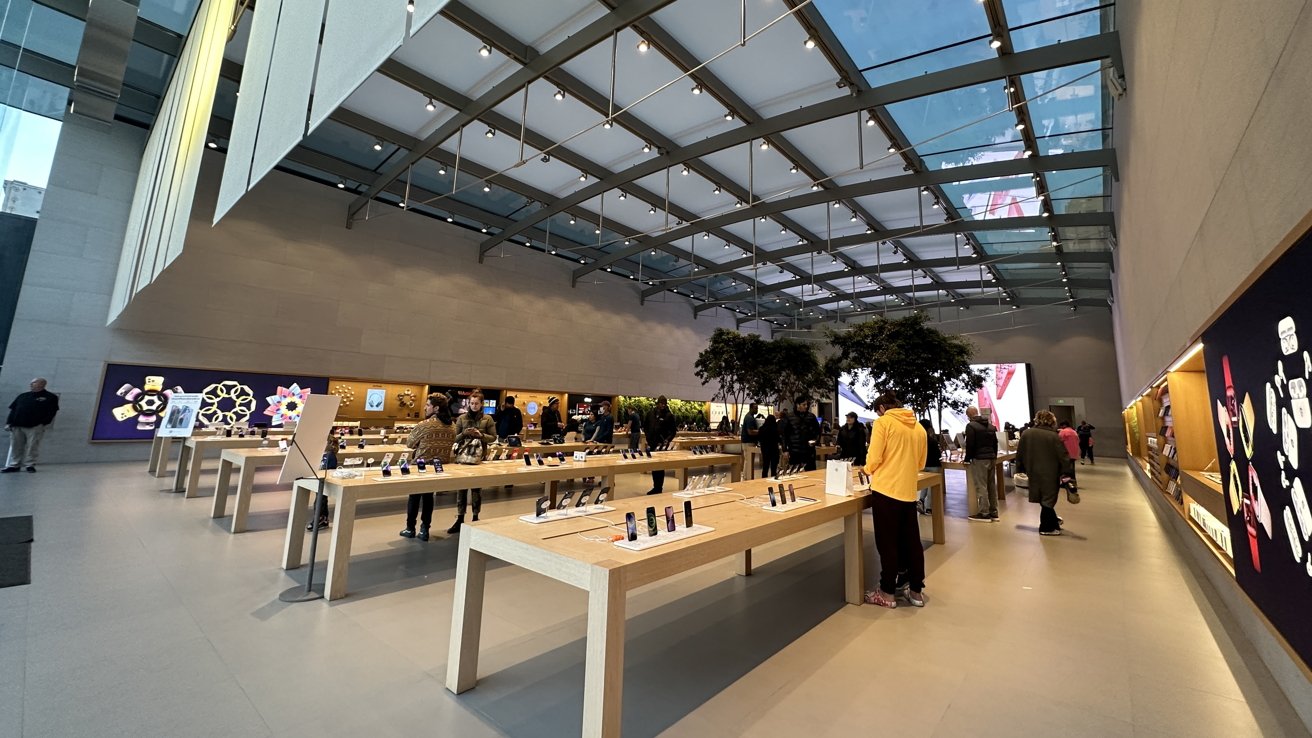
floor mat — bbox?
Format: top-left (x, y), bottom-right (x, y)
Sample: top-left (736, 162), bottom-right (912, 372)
top-left (0, 515), bottom-right (34, 587)
top-left (0, 515), bottom-right (34, 544)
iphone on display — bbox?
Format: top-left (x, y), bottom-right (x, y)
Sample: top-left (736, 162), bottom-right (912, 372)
top-left (625, 512), bottom-right (638, 541)
top-left (683, 500), bottom-right (693, 528)
top-left (788, 484), bottom-right (797, 503)
top-left (645, 506), bottom-right (658, 536)
top-left (767, 486), bottom-right (778, 506)
top-left (664, 506), bottom-right (676, 532)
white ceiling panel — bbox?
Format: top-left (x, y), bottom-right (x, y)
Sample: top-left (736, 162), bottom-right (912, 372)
top-left (490, 80), bottom-right (647, 172)
top-left (782, 115), bottom-right (899, 184)
top-left (466, 0), bottom-right (606, 52)
top-left (396, 15), bottom-right (521, 108)
top-left (341, 73), bottom-right (458, 140)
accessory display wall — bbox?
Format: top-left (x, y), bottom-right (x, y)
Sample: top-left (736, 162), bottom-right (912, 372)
top-left (1202, 229), bottom-right (1312, 670)
top-left (93, 363), bottom-right (329, 441)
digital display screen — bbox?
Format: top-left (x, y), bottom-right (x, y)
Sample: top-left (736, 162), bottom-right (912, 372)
top-left (838, 363), bottom-right (1033, 437)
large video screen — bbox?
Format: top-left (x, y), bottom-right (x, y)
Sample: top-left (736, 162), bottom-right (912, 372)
top-left (838, 363), bottom-right (1033, 437)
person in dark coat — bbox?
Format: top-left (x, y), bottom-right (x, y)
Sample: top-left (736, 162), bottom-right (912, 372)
top-left (1016, 410), bottom-right (1069, 536)
top-left (4, 377), bottom-right (59, 473)
top-left (780, 396), bottom-right (820, 470)
top-left (540, 396), bottom-right (563, 441)
top-left (835, 411), bottom-right (868, 463)
top-left (757, 410), bottom-right (781, 478)
top-left (644, 396), bottom-right (678, 494)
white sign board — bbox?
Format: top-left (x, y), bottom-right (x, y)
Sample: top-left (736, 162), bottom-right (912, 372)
top-left (278, 393), bottom-right (342, 485)
top-left (157, 393), bottom-right (204, 438)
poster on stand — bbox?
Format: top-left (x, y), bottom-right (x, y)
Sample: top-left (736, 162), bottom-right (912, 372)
top-left (838, 363), bottom-right (1032, 437)
top-left (92, 363), bottom-right (328, 441)
top-left (156, 393), bottom-right (203, 438)
top-left (1203, 229), bottom-right (1312, 669)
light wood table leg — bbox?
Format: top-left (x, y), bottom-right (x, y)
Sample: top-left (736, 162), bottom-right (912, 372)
top-left (173, 444), bottom-right (191, 492)
top-left (446, 536), bottom-right (490, 694)
top-left (996, 461), bottom-right (1006, 497)
top-left (730, 459), bottom-right (743, 483)
top-left (931, 476), bottom-right (946, 545)
top-left (964, 466), bottom-right (978, 517)
top-left (582, 566), bottom-right (625, 738)
top-left (154, 437), bottom-right (175, 477)
top-left (843, 511), bottom-right (864, 605)
top-left (231, 462), bottom-right (257, 533)
top-left (737, 549), bottom-right (752, 577)
top-left (183, 447), bottom-right (204, 498)
top-left (148, 436), bottom-right (162, 474)
top-left (282, 483), bottom-right (310, 570)
top-left (211, 458), bottom-right (234, 519)
top-left (602, 474), bottom-right (616, 496)
top-left (547, 479), bottom-right (559, 508)
top-left (324, 493), bottom-right (357, 601)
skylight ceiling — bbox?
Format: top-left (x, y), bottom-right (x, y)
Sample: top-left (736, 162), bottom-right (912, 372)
top-left (43, 0), bottom-right (1122, 330)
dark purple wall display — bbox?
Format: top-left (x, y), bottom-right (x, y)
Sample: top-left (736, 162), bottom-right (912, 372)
top-left (1203, 229), bottom-right (1312, 669)
top-left (93, 363), bottom-right (329, 441)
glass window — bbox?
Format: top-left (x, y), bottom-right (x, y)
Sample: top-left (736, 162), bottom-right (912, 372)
top-left (0, 0), bottom-right (85, 65)
top-left (0, 102), bottom-right (63, 218)
top-left (0, 66), bottom-right (68, 120)
top-left (1009, 6), bottom-right (1107, 52)
top-left (123, 43), bottom-right (178, 99)
top-left (815, 0), bottom-right (993, 76)
top-left (1020, 61), bottom-right (1104, 138)
top-left (138, 0), bottom-right (203, 34)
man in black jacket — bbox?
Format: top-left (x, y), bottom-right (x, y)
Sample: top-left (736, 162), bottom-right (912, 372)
top-left (644, 396), bottom-right (678, 494)
top-left (836, 411), bottom-right (868, 464)
top-left (781, 396), bottom-right (820, 470)
top-left (494, 395), bottom-right (523, 441)
top-left (5, 378), bottom-right (60, 473)
top-left (963, 406), bottom-right (1000, 522)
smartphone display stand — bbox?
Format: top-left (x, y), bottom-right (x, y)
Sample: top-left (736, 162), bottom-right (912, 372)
top-left (773, 471), bottom-right (808, 482)
top-left (612, 523), bottom-right (715, 551)
top-left (673, 476), bottom-right (731, 498)
top-left (518, 504), bottom-right (617, 525)
top-left (370, 469), bottom-right (447, 481)
top-left (757, 496), bottom-right (821, 514)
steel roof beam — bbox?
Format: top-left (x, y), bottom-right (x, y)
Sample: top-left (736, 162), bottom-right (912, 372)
top-left (479, 31), bottom-right (1121, 255)
top-left (347, 0), bottom-right (679, 222)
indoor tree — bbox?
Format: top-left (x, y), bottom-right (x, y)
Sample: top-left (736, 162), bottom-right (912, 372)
top-left (694, 328), bottom-right (768, 425)
top-left (756, 337), bottom-right (830, 409)
top-left (824, 313), bottom-right (986, 416)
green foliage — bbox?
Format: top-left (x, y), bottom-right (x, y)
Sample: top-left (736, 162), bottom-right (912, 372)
top-left (824, 313), bottom-right (985, 415)
top-left (695, 328), bottom-right (830, 411)
top-left (614, 396), bottom-right (707, 429)
top-left (757, 337), bottom-right (830, 408)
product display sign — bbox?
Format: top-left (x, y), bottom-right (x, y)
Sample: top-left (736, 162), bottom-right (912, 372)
top-left (364, 388), bottom-right (386, 412)
top-left (838, 363), bottom-right (1032, 437)
top-left (92, 363), bottom-right (328, 441)
top-left (1203, 230), bottom-right (1312, 668)
top-left (428, 386), bottom-right (501, 415)
top-left (156, 393), bottom-right (203, 438)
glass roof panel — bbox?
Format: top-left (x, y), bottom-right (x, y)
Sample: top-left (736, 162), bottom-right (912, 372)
top-left (1020, 61), bottom-right (1104, 139)
top-left (123, 43), bottom-right (177, 99)
top-left (302, 118), bottom-right (402, 171)
top-left (815, 0), bottom-right (993, 85)
top-left (888, 82), bottom-right (1018, 155)
top-left (1, 0), bottom-right (84, 65)
top-left (1006, 2), bottom-right (1108, 52)
top-left (138, 0), bottom-right (202, 34)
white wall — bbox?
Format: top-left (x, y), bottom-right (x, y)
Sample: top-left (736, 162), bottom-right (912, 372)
top-left (0, 117), bottom-right (740, 463)
top-left (1113, 0), bottom-right (1312, 401)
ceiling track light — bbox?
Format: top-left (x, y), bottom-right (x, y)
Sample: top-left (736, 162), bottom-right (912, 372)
top-left (641, 142), bottom-right (652, 153)
top-left (865, 112), bottom-right (876, 127)
top-left (759, 139), bottom-right (770, 150)
top-left (446, 215), bottom-right (454, 222)
top-left (406, 0), bottom-right (414, 11)
top-left (206, 139), bottom-right (217, 149)
top-left (617, 191), bottom-right (626, 200)
top-left (647, 206), bottom-right (656, 215)
top-left (724, 111), bottom-right (735, 121)
top-left (680, 166), bottom-right (690, 176)
top-left (602, 120), bottom-right (613, 129)
top-left (336, 179), bottom-right (346, 189)
top-left (568, 216), bottom-right (576, 224)
top-left (788, 164), bottom-right (799, 174)
top-left (553, 89), bottom-right (565, 101)
top-left (804, 36), bottom-right (816, 49)
top-left (702, 232), bottom-right (710, 239)
top-left (478, 44), bottom-right (491, 57)
top-left (1015, 121), bottom-right (1026, 131)
top-left (811, 183), bottom-right (821, 191)
top-left (425, 97), bottom-right (436, 112)
top-left (690, 83), bottom-right (703, 95)
top-left (482, 184), bottom-right (491, 192)
top-left (485, 127), bottom-right (496, 138)
top-left (540, 154), bottom-right (551, 163)
top-left (578, 172), bottom-right (587, 181)
top-left (990, 36), bottom-right (1002, 49)
top-left (636, 38), bottom-right (650, 53)
top-left (437, 166), bottom-right (446, 174)
top-left (372, 140), bottom-right (383, 151)
top-left (887, 144), bottom-right (896, 154)
top-left (712, 184), bottom-right (721, 194)
top-left (1023, 149), bottom-right (1033, 158)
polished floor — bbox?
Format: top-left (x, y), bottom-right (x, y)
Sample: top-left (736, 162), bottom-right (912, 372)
top-left (0, 454), bottom-right (1307, 737)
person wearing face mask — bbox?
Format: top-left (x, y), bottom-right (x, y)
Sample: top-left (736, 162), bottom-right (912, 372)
top-left (862, 391), bottom-right (929, 609)
top-left (400, 394), bottom-right (456, 541)
top-left (447, 388), bottom-right (496, 534)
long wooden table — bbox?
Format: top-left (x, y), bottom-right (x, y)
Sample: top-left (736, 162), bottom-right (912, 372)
top-left (741, 444), bottom-right (839, 479)
top-left (282, 450), bottom-right (743, 601)
top-left (941, 451), bottom-right (1016, 515)
top-left (148, 429), bottom-right (297, 478)
top-left (173, 434), bottom-right (396, 498)
top-left (211, 444), bottom-right (412, 533)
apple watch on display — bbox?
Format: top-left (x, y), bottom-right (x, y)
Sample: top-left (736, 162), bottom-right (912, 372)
top-left (594, 488), bottom-right (609, 506)
top-left (535, 496), bottom-right (549, 518)
top-left (625, 512), bottom-right (638, 541)
top-left (576, 492), bottom-right (590, 508)
top-left (645, 506), bottom-right (658, 536)
top-left (558, 490), bottom-right (575, 509)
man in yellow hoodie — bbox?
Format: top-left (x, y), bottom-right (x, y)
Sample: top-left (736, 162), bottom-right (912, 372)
top-left (863, 391), bottom-right (929, 608)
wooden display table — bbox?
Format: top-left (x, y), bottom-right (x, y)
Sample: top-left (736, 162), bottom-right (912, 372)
top-left (211, 444), bottom-right (411, 533)
top-left (173, 434), bottom-right (395, 498)
top-left (741, 444), bottom-right (839, 479)
top-left (444, 470), bottom-right (865, 738)
top-left (941, 452), bottom-right (1016, 515)
top-left (149, 429), bottom-right (296, 478)
top-left (282, 450), bottom-right (743, 601)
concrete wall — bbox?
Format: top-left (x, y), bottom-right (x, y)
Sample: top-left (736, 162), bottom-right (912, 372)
top-left (940, 307), bottom-right (1124, 456)
top-left (1112, 0), bottom-right (1312, 401)
top-left (0, 117), bottom-right (741, 463)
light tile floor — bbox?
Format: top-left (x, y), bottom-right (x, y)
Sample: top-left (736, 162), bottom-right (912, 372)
top-left (0, 457), bottom-right (1307, 737)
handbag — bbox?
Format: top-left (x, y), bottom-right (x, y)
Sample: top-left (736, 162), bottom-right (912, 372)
top-left (1013, 472), bottom-right (1029, 489)
top-left (454, 437), bottom-right (486, 465)
top-left (1062, 477), bottom-right (1080, 504)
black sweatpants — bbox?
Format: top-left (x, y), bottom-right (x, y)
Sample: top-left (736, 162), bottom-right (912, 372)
top-left (871, 492), bottom-right (924, 594)
top-left (761, 447), bottom-right (780, 478)
top-left (406, 493), bottom-right (433, 528)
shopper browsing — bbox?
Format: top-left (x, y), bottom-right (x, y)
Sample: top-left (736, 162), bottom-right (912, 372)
top-left (401, 394), bottom-right (456, 541)
top-left (4, 377), bottom-right (59, 473)
top-left (644, 396), bottom-right (678, 494)
top-left (757, 409), bottom-right (782, 479)
top-left (917, 418), bottom-right (943, 515)
top-left (587, 401), bottom-right (614, 444)
top-left (1077, 420), bottom-right (1096, 464)
top-left (862, 392), bottom-right (929, 608)
top-left (494, 395), bottom-right (523, 442)
top-left (836, 411), bottom-right (868, 464)
top-left (1017, 410), bottom-right (1069, 536)
top-left (964, 406), bottom-right (1000, 522)
top-left (540, 396), bottom-right (563, 442)
top-left (739, 402), bottom-right (761, 445)
top-left (781, 395), bottom-right (820, 471)
top-left (448, 388), bottom-right (496, 534)
top-left (1058, 421), bottom-right (1080, 482)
